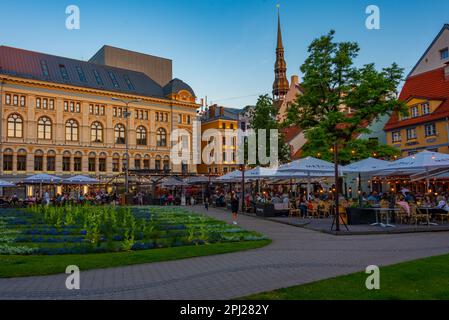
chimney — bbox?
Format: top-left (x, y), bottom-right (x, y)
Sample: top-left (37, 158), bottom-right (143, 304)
top-left (219, 106), bottom-right (224, 117)
top-left (209, 104), bottom-right (216, 119)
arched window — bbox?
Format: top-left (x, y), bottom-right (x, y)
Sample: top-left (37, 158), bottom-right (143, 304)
top-left (91, 122), bottom-right (103, 143)
top-left (3, 148), bottom-right (13, 171)
top-left (34, 150), bottom-right (44, 171)
top-left (7, 114), bottom-right (23, 138)
top-left (163, 156), bottom-right (170, 171)
top-left (112, 153), bottom-right (120, 172)
top-left (88, 152), bottom-right (96, 172)
top-left (37, 117), bottom-right (52, 140)
top-left (65, 119), bottom-right (79, 141)
top-left (17, 149), bottom-right (27, 171)
top-left (99, 152), bottom-right (107, 172)
top-left (155, 156), bottom-right (162, 171)
top-left (47, 150), bottom-right (56, 171)
top-left (115, 124), bottom-right (126, 144)
top-left (156, 128), bottom-right (167, 147)
top-left (136, 126), bottom-right (147, 145)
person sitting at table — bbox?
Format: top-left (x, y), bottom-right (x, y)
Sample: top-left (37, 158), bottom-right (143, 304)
top-left (437, 196), bottom-right (449, 212)
top-left (396, 195), bottom-right (411, 217)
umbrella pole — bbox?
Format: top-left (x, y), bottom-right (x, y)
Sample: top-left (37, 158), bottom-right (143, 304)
top-left (358, 172), bottom-right (362, 207)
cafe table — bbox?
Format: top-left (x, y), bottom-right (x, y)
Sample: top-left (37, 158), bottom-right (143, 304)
top-left (418, 206), bottom-right (440, 226)
top-left (371, 207), bottom-right (400, 228)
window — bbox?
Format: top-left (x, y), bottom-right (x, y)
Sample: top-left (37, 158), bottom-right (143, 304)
top-left (49, 99), bottom-right (54, 110)
top-left (59, 64), bottom-right (70, 81)
top-left (91, 122), bottom-right (103, 143)
top-left (155, 157), bottom-right (161, 171)
top-left (93, 70), bottom-right (104, 86)
top-left (144, 111), bottom-right (148, 120)
top-left (43, 98), bottom-right (48, 109)
top-left (63, 155), bottom-right (71, 172)
top-left (140, 158), bottom-right (147, 170)
top-left (20, 96), bottom-right (26, 107)
top-left (7, 114), bottom-right (23, 138)
top-left (178, 114), bottom-right (182, 123)
top-left (411, 105), bottom-right (419, 118)
top-left (34, 152), bottom-right (43, 171)
top-left (181, 162), bottom-right (188, 174)
top-left (156, 112), bottom-right (159, 121)
top-left (123, 75), bottom-right (135, 90)
top-left (406, 127), bottom-right (417, 140)
top-left (47, 153), bottom-right (55, 171)
top-left (136, 126), bottom-right (147, 145)
top-left (75, 103), bottom-right (80, 113)
top-left (40, 60), bottom-right (50, 77)
top-left (113, 156), bottom-right (120, 172)
top-left (3, 150), bottom-right (13, 171)
top-left (74, 156), bottom-right (82, 172)
top-left (65, 119), bottom-right (79, 141)
top-left (88, 156), bottom-right (96, 172)
top-left (5, 94), bottom-right (11, 105)
top-left (163, 158), bottom-right (170, 171)
top-left (76, 66), bottom-right (87, 82)
top-left (115, 124), bottom-right (126, 144)
top-left (134, 158), bottom-right (141, 170)
top-left (99, 157), bottom-right (106, 172)
top-left (164, 113), bottom-right (168, 122)
top-left (425, 123), bottom-right (437, 137)
top-left (440, 48), bottom-right (449, 60)
top-left (222, 123), bottom-right (226, 129)
top-left (37, 117), bottom-right (52, 140)
top-left (157, 128), bottom-right (167, 147)
top-left (113, 107), bottom-right (117, 117)
top-left (100, 105), bottom-right (105, 115)
top-left (13, 95), bottom-right (18, 106)
top-left (108, 72), bottom-right (120, 88)
top-left (17, 151), bottom-right (27, 171)
top-left (187, 115), bottom-right (191, 124)
top-left (421, 102), bottom-right (430, 115)
top-left (64, 101), bottom-right (68, 111)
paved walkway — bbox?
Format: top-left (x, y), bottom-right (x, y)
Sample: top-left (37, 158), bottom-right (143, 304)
top-left (1, 205), bottom-right (449, 300)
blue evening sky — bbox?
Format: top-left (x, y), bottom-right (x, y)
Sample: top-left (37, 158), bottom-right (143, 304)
top-left (0, 0), bottom-right (448, 108)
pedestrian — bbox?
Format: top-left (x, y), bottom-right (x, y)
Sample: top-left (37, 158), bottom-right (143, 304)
top-left (231, 192), bottom-right (239, 225)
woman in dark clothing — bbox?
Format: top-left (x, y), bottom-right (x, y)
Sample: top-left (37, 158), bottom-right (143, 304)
top-left (231, 192), bottom-right (239, 225)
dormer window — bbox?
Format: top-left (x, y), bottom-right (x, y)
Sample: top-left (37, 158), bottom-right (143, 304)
top-left (421, 102), bottom-right (430, 115)
top-left (59, 64), bottom-right (70, 81)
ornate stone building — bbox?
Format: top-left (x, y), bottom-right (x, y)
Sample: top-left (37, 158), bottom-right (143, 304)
top-left (0, 45), bottom-right (199, 181)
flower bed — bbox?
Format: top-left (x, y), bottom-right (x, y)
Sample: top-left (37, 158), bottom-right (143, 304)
top-left (0, 206), bottom-right (267, 255)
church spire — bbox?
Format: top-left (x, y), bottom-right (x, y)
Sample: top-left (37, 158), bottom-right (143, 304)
top-left (273, 5), bottom-right (289, 106)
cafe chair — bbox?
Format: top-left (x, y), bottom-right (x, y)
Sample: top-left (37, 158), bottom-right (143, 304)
top-left (288, 201), bottom-right (301, 219)
top-left (409, 204), bottom-right (429, 226)
top-left (435, 211), bottom-right (449, 224)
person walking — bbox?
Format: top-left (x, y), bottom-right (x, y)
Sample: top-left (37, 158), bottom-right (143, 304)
top-left (231, 192), bottom-right (239, 225)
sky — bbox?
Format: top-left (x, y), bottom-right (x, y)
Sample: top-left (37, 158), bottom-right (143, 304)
top-left (0, 0), bottom-right (448, 108)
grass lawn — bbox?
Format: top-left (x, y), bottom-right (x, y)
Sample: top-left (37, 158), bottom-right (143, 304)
top-left (243, 253), bottom-right (449, 300)
top-left (0, 239), bottom-right (270, 278)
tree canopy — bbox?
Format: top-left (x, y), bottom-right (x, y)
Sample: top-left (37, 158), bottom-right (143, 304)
top-left (286, 30), bottom-right (405, 164)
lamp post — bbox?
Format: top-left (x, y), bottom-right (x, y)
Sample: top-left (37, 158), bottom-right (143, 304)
top-left (111, 98), bottom-right (141, 197)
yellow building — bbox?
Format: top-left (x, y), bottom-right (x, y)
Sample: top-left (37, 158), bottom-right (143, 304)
top-left (0, 45), bottom-right (199, 181)
top-left (385, 67), bottom-right (449, 156)
top-left (197, 105), bottom-right (240, 175)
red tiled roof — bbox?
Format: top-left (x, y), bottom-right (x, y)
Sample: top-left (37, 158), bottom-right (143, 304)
top-left (282, 126), bottom-right (302, 142)
top-left (384, 67), bottom-right (449, 131)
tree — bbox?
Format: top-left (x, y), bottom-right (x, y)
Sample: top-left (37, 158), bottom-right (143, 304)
top-left (246, 94), bottom-right (290, 166)
top-left (286, 30), bottom-right (405, 164)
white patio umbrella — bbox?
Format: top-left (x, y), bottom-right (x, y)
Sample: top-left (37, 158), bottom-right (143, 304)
top-left (279, 157), bottom-right (342, 196)
top-left (184, 175), bottom-right (215, 184)
top-left (0, 179), bottom-right (15, 187)
top-left (23, 174), bottom-right (63, 184)
top-left (343, 157), bottom-right (391, 205)
top-left (63, 175), bottom-right (100, 185)
top-left (160, 177), bottom-right (188, 187)
top-left (216, 170), bottom-right (242, 182)
top-left (22, 174), bottom-right (63, 198)
top-left (381, 150), bottom-right (449, 191)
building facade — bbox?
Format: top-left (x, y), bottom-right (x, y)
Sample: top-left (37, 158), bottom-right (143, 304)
top-left (385, 24), bottom-right (449, 157)
top-left (197, 105), bottom-right (243, 175)
top-left (0, 45), bottom-right (199, 181)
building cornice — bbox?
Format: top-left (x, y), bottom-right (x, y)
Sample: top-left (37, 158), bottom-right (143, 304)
top-left (0, 74), bottom-right (200, 110)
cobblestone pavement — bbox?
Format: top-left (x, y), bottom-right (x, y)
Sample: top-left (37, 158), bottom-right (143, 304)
top-left (1, 205), bottom-right (449, 300)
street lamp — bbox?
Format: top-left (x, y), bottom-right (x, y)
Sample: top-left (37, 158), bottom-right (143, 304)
top-left (111, 98), bottom-right (141, 196)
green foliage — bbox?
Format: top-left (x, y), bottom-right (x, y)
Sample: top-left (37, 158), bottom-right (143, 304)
top-left (246, 95), bottom-right (291, 165)
top-left (286, 30), bottom-right (406, 163)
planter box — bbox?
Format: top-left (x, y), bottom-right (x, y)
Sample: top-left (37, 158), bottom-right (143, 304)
top-left (255, 203), bottom-right (289, 217)
top-left (346, 208), bottom-right (377, 225)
